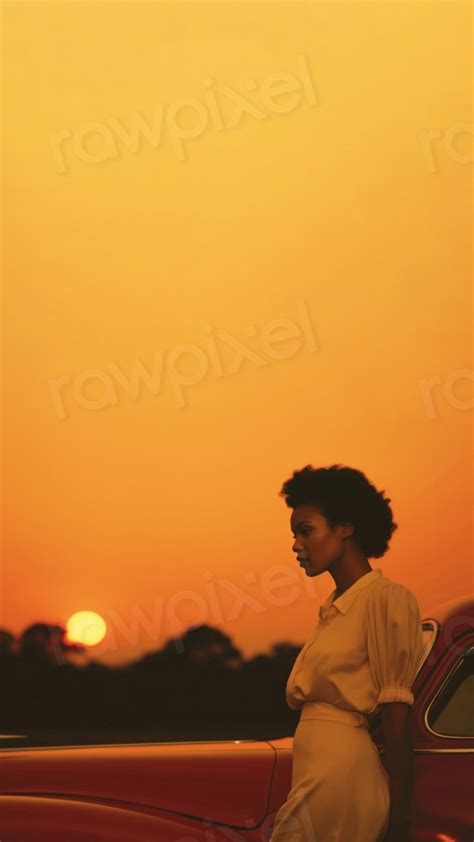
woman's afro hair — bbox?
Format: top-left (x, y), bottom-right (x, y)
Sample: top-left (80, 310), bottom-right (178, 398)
top-left (279, 463), bottom-right (397, 559)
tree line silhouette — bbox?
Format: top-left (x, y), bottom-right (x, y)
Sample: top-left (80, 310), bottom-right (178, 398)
top-left (0, 623), bottom-right (302, 746)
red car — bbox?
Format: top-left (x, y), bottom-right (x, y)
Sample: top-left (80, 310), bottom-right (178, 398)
top-left (0, 597), bottom-right (472, 842)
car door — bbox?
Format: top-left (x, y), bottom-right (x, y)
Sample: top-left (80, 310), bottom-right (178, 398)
top-left (413, 641), bottom-right (474, 842)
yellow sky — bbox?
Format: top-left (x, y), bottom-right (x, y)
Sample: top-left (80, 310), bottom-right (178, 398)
top-left (1, 1), bottom-right (472, 665)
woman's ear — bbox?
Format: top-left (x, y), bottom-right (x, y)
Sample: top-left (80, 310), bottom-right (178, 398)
top-left (342, 522), bottom-right (354, 539)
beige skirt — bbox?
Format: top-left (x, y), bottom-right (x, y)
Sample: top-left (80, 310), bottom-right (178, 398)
top-left (269, 702), bottom-right (390, 842)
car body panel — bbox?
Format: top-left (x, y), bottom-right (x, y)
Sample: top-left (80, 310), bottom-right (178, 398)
top-left (0, 794), bottom-right (257, 841)
top-left (262, 739), bottom-right (292, 825)
top-left (0, 740), bottom-right (275, 829)
top-left (409, 753), bottom-right (473, 842)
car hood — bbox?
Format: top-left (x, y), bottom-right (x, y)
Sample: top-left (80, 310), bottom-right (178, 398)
top-left (0, 739), bottom-right (276, 828)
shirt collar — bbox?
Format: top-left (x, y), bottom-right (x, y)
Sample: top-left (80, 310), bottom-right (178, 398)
top-left (319, 569), bottom-right (383, 620)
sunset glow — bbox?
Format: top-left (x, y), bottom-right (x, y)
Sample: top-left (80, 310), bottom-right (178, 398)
top-left (66, 612), bottom-right (107, 647)
top-left (2, 3), bottom-right (472, 668)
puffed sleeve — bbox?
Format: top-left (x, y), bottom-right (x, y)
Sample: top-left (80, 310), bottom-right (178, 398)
top-left (366, 581), bottom-right (425, 705)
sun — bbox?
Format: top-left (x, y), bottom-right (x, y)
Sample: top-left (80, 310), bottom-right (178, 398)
top-left (66, 611), bottom-right (107, 646)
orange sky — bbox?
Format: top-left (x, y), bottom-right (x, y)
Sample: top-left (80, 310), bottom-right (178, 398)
top-left (2, 1), bottom-right (472, 666)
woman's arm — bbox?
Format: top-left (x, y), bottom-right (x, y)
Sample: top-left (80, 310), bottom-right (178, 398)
top-left (381, 701), bottom-right (415, 840)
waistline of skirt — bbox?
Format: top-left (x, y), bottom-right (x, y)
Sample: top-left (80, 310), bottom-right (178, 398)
top-left (299, 701), bottom-right (369, 729)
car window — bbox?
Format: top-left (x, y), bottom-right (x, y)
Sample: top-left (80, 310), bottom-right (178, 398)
top-left (426, 648), bottom-right (473, 738)
top-left (421, 623), bottom-right (436, 653)
top-left (417, 619), bottom-right (439, 674)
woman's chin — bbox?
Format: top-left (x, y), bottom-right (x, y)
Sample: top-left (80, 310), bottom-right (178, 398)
top-left (303, 564), bottom-right (317, 576)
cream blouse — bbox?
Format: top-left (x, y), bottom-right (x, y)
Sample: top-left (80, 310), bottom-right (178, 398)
top-left (285, 568), bottom-right (425, 716)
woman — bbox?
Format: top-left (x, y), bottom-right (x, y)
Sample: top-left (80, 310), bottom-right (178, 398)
top-left (268, 464), bottom-right (425, 842)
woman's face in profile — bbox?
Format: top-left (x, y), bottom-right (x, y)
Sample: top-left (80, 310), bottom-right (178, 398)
top-left (290, 505), bottom-right (344, 576)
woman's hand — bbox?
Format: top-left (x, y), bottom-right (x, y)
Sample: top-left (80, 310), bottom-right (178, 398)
top-left (383, 823), bottom-right (413, 842)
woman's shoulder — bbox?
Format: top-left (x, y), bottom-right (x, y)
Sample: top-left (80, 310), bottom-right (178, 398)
top-left (367, 573), bottom-right (420, 606)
